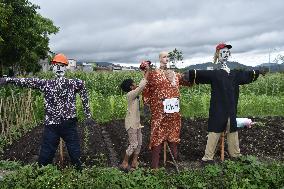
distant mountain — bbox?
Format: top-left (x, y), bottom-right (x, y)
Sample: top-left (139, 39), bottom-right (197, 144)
top-left (184, 61), bottom-right (284, 72)
top-left (185, 61), bottom-right (254, 70)
top-left (255, 63), bottom-right (284, 72)
top-left (258, 63), bottom-right (275, 67)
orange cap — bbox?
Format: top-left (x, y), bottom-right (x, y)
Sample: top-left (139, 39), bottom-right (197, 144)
top-left (51, 53), bottom-right (68, 65)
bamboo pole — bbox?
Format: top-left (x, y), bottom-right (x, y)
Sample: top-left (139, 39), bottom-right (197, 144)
top-left (0, 98), bottom-right (4, 135)
top-left (59, 138), bottom-right (64, 165)
top-left (220, 132), bottom-right (225, 161)
top-left (166, 142), bottom-right (180, 173)
top-left (163, 141), bottom-right (167, 166)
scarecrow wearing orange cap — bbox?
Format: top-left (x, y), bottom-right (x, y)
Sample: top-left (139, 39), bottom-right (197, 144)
top-left (0, 53), bottom-right (94, 170)
top-left (183, 43), bottom-right (267, 164)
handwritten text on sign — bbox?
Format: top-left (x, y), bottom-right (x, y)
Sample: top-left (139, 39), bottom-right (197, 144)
top-left (163, 98), bottom-right (180, 113)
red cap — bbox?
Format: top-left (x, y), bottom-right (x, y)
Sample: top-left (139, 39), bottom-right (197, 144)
top-left (216, 43), bottom-right (232, 51)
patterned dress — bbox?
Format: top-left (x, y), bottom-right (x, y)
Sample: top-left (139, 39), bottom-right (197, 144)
top-left (143, 69), bottom-right (190, 149)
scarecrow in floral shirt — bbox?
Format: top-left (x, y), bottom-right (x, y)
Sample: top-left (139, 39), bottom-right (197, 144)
top-left (0, 53), bottom-right (94, 170)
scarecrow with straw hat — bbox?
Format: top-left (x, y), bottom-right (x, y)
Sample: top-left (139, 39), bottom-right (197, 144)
top-left (183, 43), bottom-right (267, 164)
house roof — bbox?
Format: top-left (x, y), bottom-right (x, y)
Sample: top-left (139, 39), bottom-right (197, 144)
top-left (96, 62), bottom-right (113, 67)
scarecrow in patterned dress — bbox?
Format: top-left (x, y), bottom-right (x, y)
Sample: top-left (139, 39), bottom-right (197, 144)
top-left (183, 43), bottom-right (267, 164)
top-left (0, 53), bottom-right (94, 170)
top-left (142, 51), bottom-right (191, 169)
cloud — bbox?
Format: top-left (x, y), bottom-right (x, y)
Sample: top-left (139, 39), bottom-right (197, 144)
top-left (31, 0), bottom-right (284, 66)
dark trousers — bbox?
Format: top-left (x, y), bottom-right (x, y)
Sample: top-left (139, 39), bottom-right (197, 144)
top-left (38, 118), bottom-right (81, 169)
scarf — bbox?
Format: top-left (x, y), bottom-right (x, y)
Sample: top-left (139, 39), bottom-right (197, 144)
top-left (160, 68), bottom-right (177, 86)
top-left (220, 61), bottom-right (230, 73)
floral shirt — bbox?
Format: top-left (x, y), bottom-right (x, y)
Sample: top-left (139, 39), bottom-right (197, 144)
top-left (6, 77), bottom-right (91, 125)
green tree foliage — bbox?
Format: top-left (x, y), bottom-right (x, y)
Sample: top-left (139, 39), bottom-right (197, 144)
top-left (0, 0), bottom-right (59, 75)
top-left (274, 54), bottom-right (284, 64)
top-left (168, 48), bottom-right (183, 69)
top-left (0, 1), bottom-right (12, 43)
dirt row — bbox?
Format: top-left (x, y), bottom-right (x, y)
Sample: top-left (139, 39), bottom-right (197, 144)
top-left (1, 117), bottom-right (283, 169)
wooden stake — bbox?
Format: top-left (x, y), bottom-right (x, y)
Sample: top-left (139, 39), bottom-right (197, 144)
top-left (59, 138), bottom-right (64, 165)
top-left (166, 142), bottom-right (180, 173)
top-left (220, 132), bottom-right (225, 161)
top-left (163, 141), bottom-right (167, 166)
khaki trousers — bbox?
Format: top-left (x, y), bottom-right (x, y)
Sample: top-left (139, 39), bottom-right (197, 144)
top-left (126, 128), bottom-right (142, 156)
top-left (202, 118), bottom-right (241, 161)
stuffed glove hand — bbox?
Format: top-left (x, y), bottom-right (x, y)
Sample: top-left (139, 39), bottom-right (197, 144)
top-left (139, 60), bottom-right (151, 71)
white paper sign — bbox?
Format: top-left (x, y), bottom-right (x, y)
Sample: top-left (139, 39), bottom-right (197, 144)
top-left (163, 98), bottom-right (180, 113)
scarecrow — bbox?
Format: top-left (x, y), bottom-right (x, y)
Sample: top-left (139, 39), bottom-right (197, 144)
top-left (142, 51), bottom-right (191, 169)
top-left (119, 61), bottom-right (150, 171)
top-left (183, 43), bottom-right (266, 163)
top-left (0, 53), bottom-right (94, 169)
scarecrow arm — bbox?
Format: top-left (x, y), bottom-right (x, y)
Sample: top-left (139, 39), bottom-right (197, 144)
top-left (183, 70), bottom-right (216, 84)
top-left (76, 79), bottom-right (91, 118)
top-left (6, 77), bottom-right (46, 90)
top-left (237, 70), bottom-right (260, 85)
top-left (128, 78), bottom-right (147, 101)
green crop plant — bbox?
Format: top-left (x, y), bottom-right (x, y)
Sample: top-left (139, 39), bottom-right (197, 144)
top-left (0, 72), bottom-right (283, 152)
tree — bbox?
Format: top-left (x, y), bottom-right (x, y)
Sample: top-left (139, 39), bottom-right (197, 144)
top-left (274, 54), bottom-right (284, 64)
top-left (0, 2), bottom-right (11, 42)
top-left (168, 48), bottom-right (183, 69)
top-left (91, 62), bottom-right (97, 71)
top-left (0, 0), bottom-right (59, 75)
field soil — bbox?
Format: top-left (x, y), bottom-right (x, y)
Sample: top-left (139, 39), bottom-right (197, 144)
top-left (1, 117), bottom-right (283, 170)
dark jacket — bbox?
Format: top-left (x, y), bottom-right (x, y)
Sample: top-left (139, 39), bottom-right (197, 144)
top-left (184, 69), bottom-right (259, 132)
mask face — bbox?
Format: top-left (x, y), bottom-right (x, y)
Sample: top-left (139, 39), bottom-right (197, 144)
top-left (160, 54), bottom-right (169, 67)
top-left (52, 64), bottom-right (66, 77)
top-left (218, 47), bottom-right (231, 62)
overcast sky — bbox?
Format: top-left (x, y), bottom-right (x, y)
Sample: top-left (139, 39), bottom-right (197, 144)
top-left (30, 0), bottom-right (284, 67)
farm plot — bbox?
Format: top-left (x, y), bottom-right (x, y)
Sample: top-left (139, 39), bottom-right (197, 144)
top-left (1, 117), bottom-right (283, 169)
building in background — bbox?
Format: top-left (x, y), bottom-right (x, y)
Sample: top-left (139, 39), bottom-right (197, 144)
top-left (67, 59), bottom-right (77, 71)
top-left (82, 62), bottom-right (93, 72)
top-left (95, 62), bottom-right (113, 71)
top-left (206, 66), bottom-right (214, 70)
top-left (39, 51), bottom-right (55, 72)
top-left (121, 66), bottom-right (136, 71)
top-left (113, 64), bottom-right (122, 71)
top-left (39, 58), bottom-right (50, 72)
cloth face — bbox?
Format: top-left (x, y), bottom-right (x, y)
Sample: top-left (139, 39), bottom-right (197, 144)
top-left (52, 64), bottom-right (67, 77)
top-left (218, 47), bottom-right (231, 73)
top-left (218, 47), bottom-right (231, 62)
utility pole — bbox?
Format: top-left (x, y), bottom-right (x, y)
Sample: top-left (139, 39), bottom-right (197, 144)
top-left (269, 49), bottom-right (271, 72)
top-left (268, 48), bottom-right (277, 72)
